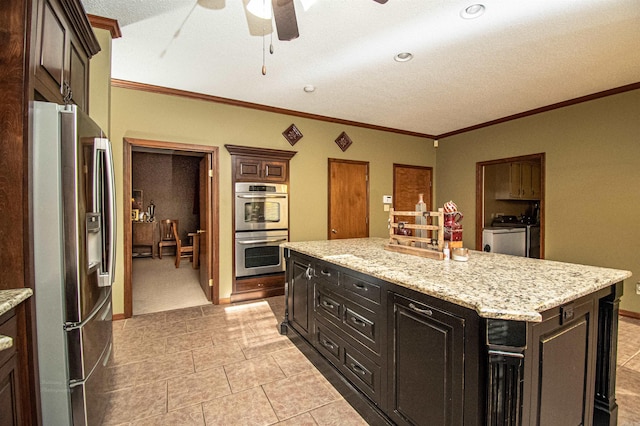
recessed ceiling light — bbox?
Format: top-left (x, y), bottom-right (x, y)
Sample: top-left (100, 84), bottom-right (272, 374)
top-left (394, 52), bottom-right (413, 62)
top-left (460, 4), bottom-right (485, 19)
top-left (303, 85), bottom-right (316, 93)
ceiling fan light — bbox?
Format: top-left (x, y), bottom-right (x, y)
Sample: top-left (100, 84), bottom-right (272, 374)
top-left (303, 85), bottom-right (316, 93)
top-left (460, 4), bottom-right (485, 19)
top-left (246, 0), bottom-right (272, 20)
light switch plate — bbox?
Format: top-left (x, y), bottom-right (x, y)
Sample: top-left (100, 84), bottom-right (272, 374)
top-left (383, 195), bottom-right (392, 204)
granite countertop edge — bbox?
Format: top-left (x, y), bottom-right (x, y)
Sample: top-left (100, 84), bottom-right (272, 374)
top-left (0, 288), bottom-right (33, 353)
top-left (283, 238), bottom-right (632, 322)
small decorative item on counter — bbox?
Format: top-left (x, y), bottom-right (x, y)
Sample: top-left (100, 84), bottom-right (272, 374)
top-left (443, 200), bottom-right (463, 242)
top-left (395, 221), bottom-right (412, 236)
top-left (452, 247), bottom-right (469, 261)
top-left (443, 242), bottom-right (450, 260)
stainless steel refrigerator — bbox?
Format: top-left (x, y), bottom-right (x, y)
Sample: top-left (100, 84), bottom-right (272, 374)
top-left (32, 101), bottom-right (116, 425)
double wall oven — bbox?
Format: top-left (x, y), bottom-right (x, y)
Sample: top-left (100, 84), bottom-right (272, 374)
top-left (235, 182), bottom-right (288, 277)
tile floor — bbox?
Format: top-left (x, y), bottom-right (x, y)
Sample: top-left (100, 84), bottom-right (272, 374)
top-left (104, 297), bottom-right (640, 425)
top-left (103, 296), bottom-right (367, 425)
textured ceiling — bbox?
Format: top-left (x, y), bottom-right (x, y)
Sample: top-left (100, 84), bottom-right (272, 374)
top-left (82, 0), bottom-right (640, 137)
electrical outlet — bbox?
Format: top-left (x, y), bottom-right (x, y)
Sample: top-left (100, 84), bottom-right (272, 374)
top-left (384, 205), bottom-right (390, 212)
top-left (636, 282), bottom-right (640, 295)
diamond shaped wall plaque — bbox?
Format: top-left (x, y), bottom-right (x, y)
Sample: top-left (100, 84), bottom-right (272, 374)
top-left (335, 131), bottom-right (352, 152)
top-left (282, 124), bottom-right (303, 146)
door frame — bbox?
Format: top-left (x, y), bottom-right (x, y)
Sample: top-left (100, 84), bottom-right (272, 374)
top-left (475, 153), bottom-right (545, 258)
top-left (123, 138), bottom-right (220, 318)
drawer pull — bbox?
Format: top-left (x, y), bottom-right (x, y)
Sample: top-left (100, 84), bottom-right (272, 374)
top-left (351, 363), bottom-right (366, 375)
top-left (409, 303), bottom-right (433, 316)
top-left (351, 317), bottom-right (367, 327)
top-left (320, 270), bottom-right (331, 277)
top-left (321, 301), bottom-right (335, 309)
top-left (321, 339), bottom-right (336, 351)
top-left (353, 282), bottom-right (368, 291)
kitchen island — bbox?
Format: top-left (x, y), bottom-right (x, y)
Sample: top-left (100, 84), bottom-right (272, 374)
top-left (280, 238), bottom-right (631, 426)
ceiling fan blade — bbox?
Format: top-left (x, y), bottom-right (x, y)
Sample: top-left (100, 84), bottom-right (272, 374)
top-left (272, 0), bottom-right (299, 41)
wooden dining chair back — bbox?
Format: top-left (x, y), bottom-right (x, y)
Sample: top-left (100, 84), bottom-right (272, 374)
top-left (158, 219), bottom-right (179, 259)
top-left (172, 223), bottom-right (193, 268)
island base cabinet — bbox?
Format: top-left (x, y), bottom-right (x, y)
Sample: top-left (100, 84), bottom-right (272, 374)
top-left (286, 258), bottom-right (314, 340)
top-left (388, 293), bottom-right (465, 426)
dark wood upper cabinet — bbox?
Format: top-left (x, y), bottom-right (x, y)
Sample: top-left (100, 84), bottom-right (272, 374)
top-left (32, 0), bottom-right (99, 111)
top-left (233, 155), bottom-right (288, 183)
top-left (226, 145), bottom-right (295, 183)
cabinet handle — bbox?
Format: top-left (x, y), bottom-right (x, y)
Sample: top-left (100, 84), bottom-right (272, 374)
top-left (409, 303), bottom-right (433, 316)
top-left (350, 363), bottom-right (366, 375)
top-left (351, 317), bottom-right (367, 327)
top-left (321, 270), bottom-right (331, 277)
top-left (304, 265), bottom-right (313, 280)
top-left (321, 339), bottom-right (336, 351)
top-left (321, 300), bottom-right (335, 309)
top-left (353, 282), bottom-right (368, 291)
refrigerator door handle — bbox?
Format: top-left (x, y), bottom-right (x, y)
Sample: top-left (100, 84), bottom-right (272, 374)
top-left (95, 137), bottom-right (117, 287)
top-left (64, 290), bottom-right (112, 331)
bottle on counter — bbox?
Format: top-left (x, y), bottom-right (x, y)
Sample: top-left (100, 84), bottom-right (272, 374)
top-left (443, 242), bottom-right (450, 260)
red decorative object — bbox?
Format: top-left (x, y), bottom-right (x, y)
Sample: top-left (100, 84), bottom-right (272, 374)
top-left (335, 132), bottom-right (353, 152)
top-left (282, 124), bottom-right (303, 146)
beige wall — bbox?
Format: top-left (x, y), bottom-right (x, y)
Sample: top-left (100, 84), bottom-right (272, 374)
top-left (108, 87), bottom-right (436, 314)
top-left (88, 28), bottom-right (112, 133)
top-left (436, 89), bottom-right (640, 312)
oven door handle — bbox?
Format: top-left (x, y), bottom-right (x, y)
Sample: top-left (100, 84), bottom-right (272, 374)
top-left (237, 238), bottom-right (288, 245)
top-left (236, 194), bottom-right (287, 199)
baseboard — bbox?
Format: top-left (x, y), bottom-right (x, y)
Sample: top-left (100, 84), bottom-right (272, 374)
top-left (218, 297), bottom-right (231, 305)
top-left (112, 313), bottom-right (125, 321)
top-left (619, 309), bottom-right (640, 320)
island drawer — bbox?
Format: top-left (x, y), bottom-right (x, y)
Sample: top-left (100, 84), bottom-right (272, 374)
top-left (315, 283), bottom-right (382, 359)
top-left (315, 319), bottom-right (344, 366)
top-left (343, 273), bottom-right (381, 306)
top-left (316, 285), bottom-right (342, 322)
top-left (342, 345), bottom-right (381, 405)
top-left (315, 261), bottom-right (340, 286)
top-left (315, 317), bottom-right (382, 406)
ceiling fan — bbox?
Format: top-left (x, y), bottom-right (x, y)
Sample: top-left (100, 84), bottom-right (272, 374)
top-left (260, 0), bottom-right (389, 41)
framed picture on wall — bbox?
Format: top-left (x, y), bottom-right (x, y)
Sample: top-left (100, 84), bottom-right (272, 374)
top-left (132, 189), bottom-right (143, 210)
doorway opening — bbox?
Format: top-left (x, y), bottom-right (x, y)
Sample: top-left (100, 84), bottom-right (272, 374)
top-left (123, 138), bottom-right (219, 318)
top-left (475, 153), bottom-right (545, 258)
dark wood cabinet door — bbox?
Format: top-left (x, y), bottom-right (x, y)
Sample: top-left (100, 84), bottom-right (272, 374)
top-left (389, 293), bottom-right (465, 426)
top-left (234, 156), bottom-right (288, 182)
top-left (68, 35), bottom-right (88, 111)
top-left (262, 159), bottom-right (287, 182)
top-left (234, 156), bottom-right (261, 181)
top-left (288, 259), bottom-right (312, 339)
top-left (35, 0), bottom-right (66, 102)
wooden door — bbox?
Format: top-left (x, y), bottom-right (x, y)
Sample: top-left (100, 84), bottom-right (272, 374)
top-left (198, 156), bottom-right (211, 300)
top-left (393, 164), bottom-right (432, 224)
top-left (328, 159), bottom-right (369, 239)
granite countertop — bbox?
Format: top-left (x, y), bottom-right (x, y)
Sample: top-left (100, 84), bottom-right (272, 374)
top-left (0, 288), bottom-right (33, 352)
top-left (283, 238), bottom-right (632, 322)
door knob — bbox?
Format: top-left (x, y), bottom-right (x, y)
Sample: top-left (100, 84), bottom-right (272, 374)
top-left (197, 229), bottom-right (205, 234)
top-left (331, 229), bottom-right (337, 234)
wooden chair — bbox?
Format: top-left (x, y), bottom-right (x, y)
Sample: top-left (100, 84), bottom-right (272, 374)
top-left (172, 223), bottom-right (193, 268)
top-left (158, 219), bottom-right (178, 259)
